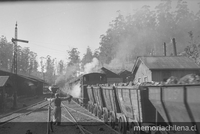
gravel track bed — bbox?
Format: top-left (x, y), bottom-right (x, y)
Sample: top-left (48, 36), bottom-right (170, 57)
top-left (61, 101), bottom-right (119, 134)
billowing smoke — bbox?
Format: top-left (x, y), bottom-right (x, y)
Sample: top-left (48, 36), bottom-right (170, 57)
top-left (104, 38), bottom-right (135, 72)
top-left (55, 63), bottom-right (79, 93)
top-left (84, 57), bottom-right (100, 74)
top-left (69, 82), bottom-right (81, 98)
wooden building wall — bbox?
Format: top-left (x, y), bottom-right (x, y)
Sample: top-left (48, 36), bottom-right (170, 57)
top-left (134, 62), bottom-right (200, 83)
top-left (0, 70), bottom-right (44, 96)
top-left (134, 62), bottom-right (152, 83)
top-left (152, 69), bottom-right (200, 82)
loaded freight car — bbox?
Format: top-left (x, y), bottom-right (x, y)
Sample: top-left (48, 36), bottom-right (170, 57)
top-left (113, 85), bottom-right (162, 134)
top-left (87, 85), bottom-right (106, 119)
top-left (101, 85), bottom-right (121, 128)
top-left (89, 83), bottom-right (164, 134)
top-left (147, 83), bottom-right (200, 134)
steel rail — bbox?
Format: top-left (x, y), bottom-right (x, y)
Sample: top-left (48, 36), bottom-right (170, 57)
top-left (61, 103), bottom-right (93, 134)
top-left (0, 101), bottom-right (49, 127)
top-left (0, 99), bottom-right (47, 119)
top-left (63, 102), bottom-right (102, 123)
top-left (49, 104), bottom-right (91, 134)
top-left (70, 100), bottom-right (121, 134)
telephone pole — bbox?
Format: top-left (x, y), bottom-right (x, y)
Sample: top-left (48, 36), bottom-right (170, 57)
top-left (11, 22), bottom-right (28, 109)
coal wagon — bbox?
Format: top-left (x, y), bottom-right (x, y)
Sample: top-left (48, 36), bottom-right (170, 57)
top-left (112, 85), bottom-right (159, 134)
top-left (100, 85), bottom-right (121, 128)
top-left (147, 84), bottom-right (200, 134)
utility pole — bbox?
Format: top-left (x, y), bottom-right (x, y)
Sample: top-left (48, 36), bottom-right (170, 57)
top-left (11, 22), bottom-right (28, 109)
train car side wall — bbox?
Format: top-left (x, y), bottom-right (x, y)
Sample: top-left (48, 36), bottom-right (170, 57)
top-left (83, 73), bottom-right (107, 85)
top-left (107, 78), bottom-right (123, 84)
top-left (83, 85), bottom-right (89, 107)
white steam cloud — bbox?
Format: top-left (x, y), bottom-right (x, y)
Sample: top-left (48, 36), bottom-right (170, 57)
top-left (84, 58), bottom-right (99, 74)
top-left (69, 82), bottom-right (81, 98)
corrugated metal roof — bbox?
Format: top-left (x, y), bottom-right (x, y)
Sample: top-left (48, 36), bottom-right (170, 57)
top-left (101, 67), bottom-right (121, 78)
top-left (0, 76), bottom-right (9, 87)
top-left (0, 68), bottom-right (46, 83)
top-left (118, 70), bottom-right (132, 75)
top-left (140, 56), bottom-right (200, 69)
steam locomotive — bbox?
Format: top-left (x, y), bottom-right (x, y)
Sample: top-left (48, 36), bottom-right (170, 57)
top-left (69, 72), bottom-right (200, 134)
top-left (69, 72), bottom-right (107, 107)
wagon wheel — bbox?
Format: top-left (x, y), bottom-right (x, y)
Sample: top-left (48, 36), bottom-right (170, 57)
top-left (87, 103), bottom-right (90, 111)
top-left (93, 104), bottom-right (97, 116)
top-left (118, 117), bottom-right (123, 133)
top-left (89, 104), bottom-right (93, 113)
top-left (76, 99), bottom-right (79, 104)
top-left (109, 111), bottom-right (117, 129)
top-left (129, 122), bottom-right (140, 134)
top-left (88, 103), bottom-right (91, 112)
top-left (103, 108), bottom-right (109, 123)
top-left (97, 106), bottom-right (102, 119)
top-left (118, 114), bottom-right (127, 134)
top-left (87, 103), bottom-right (90, 112)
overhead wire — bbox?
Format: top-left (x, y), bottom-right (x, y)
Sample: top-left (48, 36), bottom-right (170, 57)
top-left (17, 43), bottom-right (68, 59)
top-left (14, 7), bottom-right (72, 58)
top-left (7, 4), bottom-right (85, 60)
top-left (29, 42), bottom-right (67, 53)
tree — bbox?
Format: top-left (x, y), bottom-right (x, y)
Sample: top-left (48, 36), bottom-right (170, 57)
top-left (97, 0), bottom-right (200, 67)
top-left (81, 46), bottom-right (93, 68)
top-left (45, 55), bottom-right (56, 84)
top-left (0, 36), bottom-right (13, 70)
top-left (66, 48), bottom-right (80, 77)
top-left (58, 60), bottom-right (64, 75)
top-left (184, 31), bottom-right (200, 64)
top-left (67, 48), bottom-right (80, 66)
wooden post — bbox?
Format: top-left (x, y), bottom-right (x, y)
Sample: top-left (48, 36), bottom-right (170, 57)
top-left (47, 100), bottom-right (51, 134)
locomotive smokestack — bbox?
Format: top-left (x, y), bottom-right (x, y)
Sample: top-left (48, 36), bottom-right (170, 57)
top-left (172, 38), bottom-right (177, 56)
top-left (163, 42), bottom-right (166, 56)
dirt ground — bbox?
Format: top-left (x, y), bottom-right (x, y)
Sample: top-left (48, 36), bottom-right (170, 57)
top-left (0, 104), bottom-right (80, 134)
top-left (0, 93), bottom-right (50, 118)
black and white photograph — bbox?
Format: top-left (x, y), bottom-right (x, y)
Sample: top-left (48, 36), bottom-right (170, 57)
top-left (0, 0), bottom-right (200, 134)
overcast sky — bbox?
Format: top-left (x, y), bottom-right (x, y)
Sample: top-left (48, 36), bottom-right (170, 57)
top-left (0, 0), bottom-right (199, 62)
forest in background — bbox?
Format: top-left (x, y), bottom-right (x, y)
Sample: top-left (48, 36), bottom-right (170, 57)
top-left (0, 0), bottom-right (200, 87)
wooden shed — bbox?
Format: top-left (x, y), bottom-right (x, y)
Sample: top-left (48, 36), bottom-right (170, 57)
top-left (100, 67), bottom-right (123, 84)
top-left (132, 56), bottom-right (200, 83)
top-left (118, 69), bottom-right (133, 83)
top-left (0, 69), bottom-right (46, 97)
top-left (19, 73), bottom-right (46, 96)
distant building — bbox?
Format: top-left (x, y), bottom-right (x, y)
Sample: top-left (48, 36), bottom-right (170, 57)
top-left (118, 70), bottom-right (133, 83)
top-left (0, 68), bottom-right (47, 96)
top-left (100, 67), bottom-right (123, 84)
top-left (132, 56), bottom-right (200, 83)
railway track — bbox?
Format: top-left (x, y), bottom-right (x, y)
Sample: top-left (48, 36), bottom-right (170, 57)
top-left (60, 100), bottom-right (120, 134)
top-left (0, 100), bottom-right (49, 126)
top-left (62, 104), bottom-right (92, 134)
